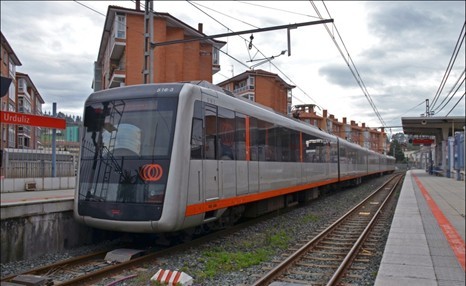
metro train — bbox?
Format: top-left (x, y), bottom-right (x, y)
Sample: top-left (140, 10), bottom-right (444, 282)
top-left (74, 81), bottom-right (395, 233)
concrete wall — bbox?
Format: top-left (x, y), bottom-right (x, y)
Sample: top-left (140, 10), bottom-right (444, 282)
top-left (1, 176), bottom-right (76, 193)
top-left (1, 210), bottom-right (94, 263)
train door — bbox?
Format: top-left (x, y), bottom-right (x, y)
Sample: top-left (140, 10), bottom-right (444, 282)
top-left (203, 104), bottom-right (219, 200)
top-left (218, 107), bottom-right (236, 197)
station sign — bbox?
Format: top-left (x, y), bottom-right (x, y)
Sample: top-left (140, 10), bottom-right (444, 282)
top-left (412, 138), bottom-right (435, 145)
top-left (0, 111), bottom-right (66, 129)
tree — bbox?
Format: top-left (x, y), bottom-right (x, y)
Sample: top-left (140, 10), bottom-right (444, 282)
top-left (389, 139), bottom-right (406, 162)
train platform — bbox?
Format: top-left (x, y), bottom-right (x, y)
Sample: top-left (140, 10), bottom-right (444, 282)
top-left (375, 169), bottom-right (465, 286)
top-left (0, 188), bottom-right (74, 219)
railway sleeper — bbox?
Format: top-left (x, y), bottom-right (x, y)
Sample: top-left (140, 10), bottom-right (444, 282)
top-left (9, 275), bottom-right (53, 286)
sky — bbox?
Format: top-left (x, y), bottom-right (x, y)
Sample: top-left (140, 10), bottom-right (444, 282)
top-left (1, 1), bottom-right (465, 136)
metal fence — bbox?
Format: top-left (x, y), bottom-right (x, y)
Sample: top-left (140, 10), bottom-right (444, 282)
top-left (1, 148), bottom-right (76, 178)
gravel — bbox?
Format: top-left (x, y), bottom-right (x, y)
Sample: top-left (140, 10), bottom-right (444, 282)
top-left (1, 175), bottom-right (398, 285)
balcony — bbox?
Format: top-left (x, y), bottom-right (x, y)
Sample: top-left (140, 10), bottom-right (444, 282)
top-left (110, 38), bottom-right (126, 61)
top-left (233, 85), bottom-right (254, 95)
top-left (212, 64), bottom-right (221, 75)
top-left (109, 69), bottom-right (125, 88)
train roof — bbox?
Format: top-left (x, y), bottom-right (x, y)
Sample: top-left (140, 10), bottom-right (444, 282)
top-left (86, 82), bottom-right (392, 158)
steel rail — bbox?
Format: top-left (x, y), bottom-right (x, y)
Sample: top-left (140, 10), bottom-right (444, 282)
top-left (252, 174), bottom-right (402, 286)
top-left (326, 174), bottom-right (403, 285)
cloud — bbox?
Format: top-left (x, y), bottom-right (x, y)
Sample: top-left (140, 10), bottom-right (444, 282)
top-left (316, 1), bottom-right (465, 124)
top-left (1, 1), bottom-right (464, 124)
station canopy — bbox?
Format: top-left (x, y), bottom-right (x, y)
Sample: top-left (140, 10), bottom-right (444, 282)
top-left (401, 116), bottom-right (465, 142)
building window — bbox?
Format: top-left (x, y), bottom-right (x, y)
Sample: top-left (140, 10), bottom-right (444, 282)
top-left (212, 47), bottom-right (219, 65)
top-left (248, 76), bottom-right (255, 87)
top-left (8, 58), bottom-right (15, 77)
top-left (18, 78), bottom-right (26, 92)
top-left (8, 126), bottom-right (15, 147)
top-left (115, 15), bottom-right (126, 39)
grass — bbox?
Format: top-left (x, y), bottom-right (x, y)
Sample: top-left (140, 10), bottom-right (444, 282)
top-left (302, 213), bottom-right (320, 224)
top-left (195, 229), bottom-right (292, 280)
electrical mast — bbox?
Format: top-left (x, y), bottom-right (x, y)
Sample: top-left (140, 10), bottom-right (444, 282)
top-left (143, 0), bottom-right (154, 83)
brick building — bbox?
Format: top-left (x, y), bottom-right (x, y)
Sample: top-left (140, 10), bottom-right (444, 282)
top-left (15, 72), bottom-right (45, 149)
top-left (94, 4), bottom-right (226, 91)
top-left (1, 32), bottom-right (22, 149)
top-left (217, 69), bottom-right (295, 115)
top-left (292, 104), bottom-right (388, 154)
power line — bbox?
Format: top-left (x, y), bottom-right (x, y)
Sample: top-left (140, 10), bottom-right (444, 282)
top-left (187, 0), bottom-right (326, 107)
top-left (430, 21), bottom-right (465, 110)
top-left (445, 92), bottom-right (465, 117)
top-left (73, 0), bottom-right (106, 17)
top-left (434, 79), bottom-right (465, 115)
top-left (385, 100), bottom-right (426, 124)
top-left (236, 1), bottom-right (319, 19)
top-left (432, 71), bottom-right (465, 115)
top-left (310, 1), bottom-right (386, 128)
top-left (78, 1), bottom-right (324, 109)
top-left (189, 1), bottom-right (260, 29)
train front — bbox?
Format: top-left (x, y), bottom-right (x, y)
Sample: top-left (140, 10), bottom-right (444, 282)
top-left (74, 85), bottom-right (180, 233)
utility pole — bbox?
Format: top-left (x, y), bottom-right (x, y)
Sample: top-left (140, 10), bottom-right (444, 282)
top-left (425, 99), bottom-right (430, 117)
top-left (143, 0), bottom-right (154, 83)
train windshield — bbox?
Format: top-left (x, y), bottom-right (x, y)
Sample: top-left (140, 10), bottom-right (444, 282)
top-left (78, 97), bottom-right (177, 206)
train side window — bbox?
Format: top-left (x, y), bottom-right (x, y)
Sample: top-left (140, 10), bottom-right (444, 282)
top-left (218, 107), bottom-right (235, 160)
top-left (191, 118), bottom-right (204, 159)
top-left (235, 113), bottom-right (246, 160)
top-left (204, 104), bottom-right (217, 160)
top-left (249, 117), bottom-right (259, 161)
top-left (279, 127), bottom-right (291, 162)
top-left (303, 133), bottom-right (322, 162)
top-left (191, 101), bottom-right (204, 159)
top-left (265, 122), bottom-right (276, 161)
top-left (339, 144), bottom-right (347, 163)
top-left (290, 130), bottom-right (300, 162)
top-left (257, 119), bottom-right (275, 161)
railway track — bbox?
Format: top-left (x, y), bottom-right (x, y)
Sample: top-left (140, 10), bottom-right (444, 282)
top-left (252, 173), bottom-right (403, 286)
top-left (1, 201), bottom-right (300, 286)
top-left (2, 175), bottom-right (400, 285)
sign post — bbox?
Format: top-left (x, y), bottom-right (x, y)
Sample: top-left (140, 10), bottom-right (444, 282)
top-left (0, 107), bottom-right (66, 178)
top-left (0, 111), bottom-right (66, 129)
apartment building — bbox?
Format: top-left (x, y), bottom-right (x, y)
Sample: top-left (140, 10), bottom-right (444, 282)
top-left (217, 69), bottom-right (295, 115)
top-left (293, 105), bottom-right (388, 154)
top-left (15, 72), bottom-right (45, 149)
top-left (1, 32), bottom-right (22, 149)
top-left (94, 4), bottom-right (226, 91)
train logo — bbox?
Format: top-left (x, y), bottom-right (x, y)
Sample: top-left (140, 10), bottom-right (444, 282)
top-left (139, 164), bottom-right (163, 182)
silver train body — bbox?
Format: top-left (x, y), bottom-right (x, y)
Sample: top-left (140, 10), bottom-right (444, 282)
top-left (74, 82), bottom-right (395, 233)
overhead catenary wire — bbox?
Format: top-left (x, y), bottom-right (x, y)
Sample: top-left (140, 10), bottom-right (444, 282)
top-left (311, 0), bottom-right (387, 128)
top-left (76, 0), bottom-right (322, 108)
top-left (237, 1), bottom-right (319, 19)
top-left (75, 0), bottom-right (251, 76)
top-left (445, 92), bottom-right (465, 117)
top-left (75, 1), bottom-right (148, 42)
top-left (385, 100), bottom-right (426, 124)
top-left (430, 21), bottom-right (465, 111)
top-left (432, 70), bottom-right (465, 115)
top-left (73, 0), bottom-right (106, 17)
top-left (187, 0), bottom-right (322, 107)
